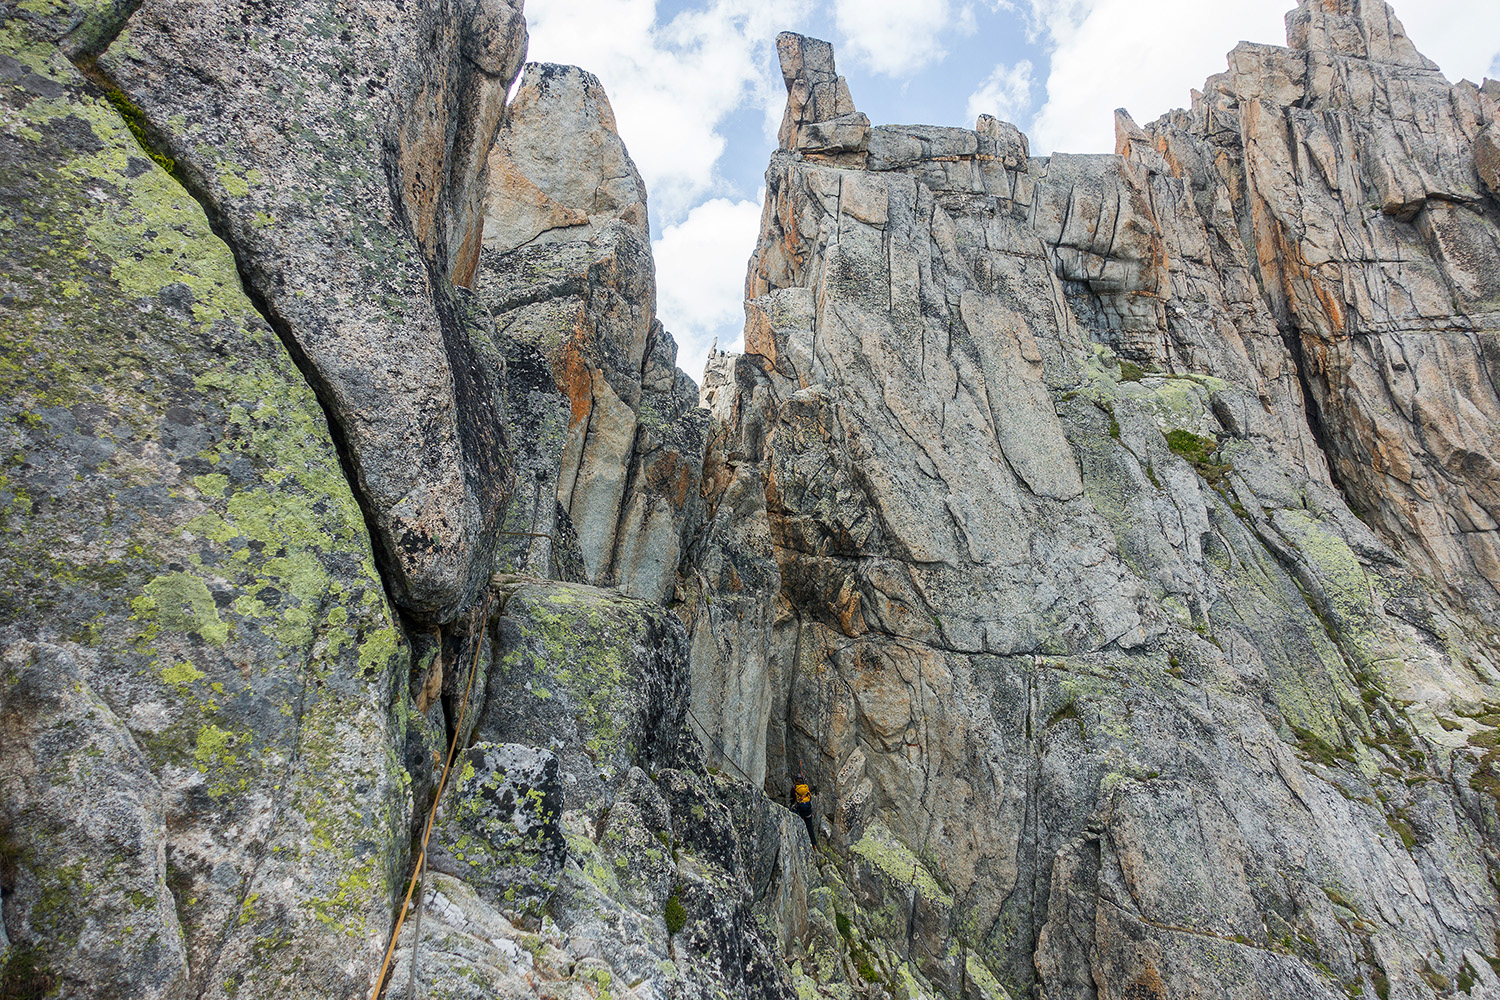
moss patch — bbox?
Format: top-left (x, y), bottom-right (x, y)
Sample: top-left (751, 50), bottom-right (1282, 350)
top-left (1165, 429), bottom-right (1230, 488)
top-left (100, 85), bottom-right (176, 177)
top-left (0, 944), bottom-right (57, 1000)
top-left (664, 893), bottom-right (686, 935)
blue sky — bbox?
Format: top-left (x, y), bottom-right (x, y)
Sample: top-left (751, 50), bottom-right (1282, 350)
top-left (524, 0), bottom-right (1500, 384)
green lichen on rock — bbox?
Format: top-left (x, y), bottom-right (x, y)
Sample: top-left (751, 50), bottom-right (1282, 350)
top-left (850, 823), bottom-right (953, 906)
top-left (507, 586), bottom-right (642, 759)
top-left (0, 18), bottom-right (409, 996)
top-left (965, 951), bottom-right (1012, 999)
top-left (478, 581), bottom-right (689, 805)
top-left (425, 743), bottom-right (566, 916)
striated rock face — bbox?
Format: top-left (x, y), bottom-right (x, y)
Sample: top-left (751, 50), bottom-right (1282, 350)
top-left (695, 6), bottom-right (1500, 998)
top-left (1173, 0), bottom-right (1500, 618)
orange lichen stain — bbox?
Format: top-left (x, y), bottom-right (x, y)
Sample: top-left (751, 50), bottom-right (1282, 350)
top-left (1310, 273), bottom-right (1346, 335)
top-left (645, 452), bottom-right (694, 510)
top-left (1156, 135), bottom-right (1186, 179)
top-left (414, 654), bottom-right (444, 714)
top-left (397, 85), bottom-right (447, 253)
top-left (744, 301), bottom-right (780, 368)
top-left (1265, 218), bottom-right (1347, 340)
top-left (1119, 963), bottom-right (1167, 1000)
top-left (1217, 150), bottom-right (1242, 203)
top-left (557, 322), bottom-right (596, 428)
top-left (451, 218), bottom-right (482, 289)
top-left (832, 576), bottom-right (865, 637)
top-left (780, 203), bottom-right (802, 261)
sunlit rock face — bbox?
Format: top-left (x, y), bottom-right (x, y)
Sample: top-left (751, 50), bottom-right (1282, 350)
top-left (475, 61), bottom-right (708, 607)
top-left (694, 3), bottom-right (1500, 996)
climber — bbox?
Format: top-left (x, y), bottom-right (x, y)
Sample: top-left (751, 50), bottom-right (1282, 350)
top-left (793, 767), bottom-right (816, 847)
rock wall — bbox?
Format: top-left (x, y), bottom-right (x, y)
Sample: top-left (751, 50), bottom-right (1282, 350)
top-left (1, 4), bottom-right (772, 999)
top-left (5, 0), bottom-right (1500, 999)
top-left (1, 7), bottom-right (413, 996)
top-left (95, 0), bottom-right (529, 626)
top-left (694, 5), bottom-right (1500, 998)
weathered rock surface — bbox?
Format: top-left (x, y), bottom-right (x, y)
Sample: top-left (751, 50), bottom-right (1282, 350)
top-left (96, 0), bottom-right (529, 624)
top-left (2, 9), bottom-right (773, 996)
top-left (1177, 0), bottom-right (1500, 617)
top-left (477, 64), bottom-right (706, 604)
top-left (776, 32), bottom-right (869, 158)
top-left (9, 0), bottom-right (1500, 999)
top-left (697, 6), bottom-right (1500, 998)
top-left (424, 742), bottom-right (567, 917)
top-left (1, 8), bottom-right (410, 996)
top-left (388, 579), bottom-right (809, 1000)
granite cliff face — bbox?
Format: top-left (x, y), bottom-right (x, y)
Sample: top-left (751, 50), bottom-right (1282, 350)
top-left (696, 6), bottom-right (1500, 997)
top-left (2, 0), bottom-right (1500, 999)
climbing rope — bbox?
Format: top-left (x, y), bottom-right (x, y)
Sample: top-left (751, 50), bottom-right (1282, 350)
top-left (371, 591), bottom-right (494, 1000)
top-left (494, 528), bottom-right (564, 581)
top-left (684, 704), bottom-right (757, 786)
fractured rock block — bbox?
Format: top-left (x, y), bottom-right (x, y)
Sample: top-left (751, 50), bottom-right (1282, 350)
top-left (484, 62), bottom-right (648, 253)
top-left (476, 581), bottom-right (690, 807)
top-left (1478, 124), bottom-right (1500, 198)
top-left (796, 112), bottom-right (872, 155)
top-left (776, 32), bottom-right (862, 152)
top-left (426, 742), bottom-right (567, 917)
top-left (477, 65), bottom-right (706, 604)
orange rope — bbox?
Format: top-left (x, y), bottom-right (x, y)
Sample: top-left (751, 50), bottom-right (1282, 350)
top-left (371, 592), bottom-right (494, 1000)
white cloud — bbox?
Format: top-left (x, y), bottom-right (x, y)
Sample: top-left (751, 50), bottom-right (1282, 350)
top-left (1390, 0), bottom-right (1500, 85)
top-left (652, 197), bottom-right (765, 383)
top-left (525, 0), bottom-right (810, 225)
top-left (1023, 0), bottom-right (1500, 157)
top-left (1012, 0), bottom-right (1094, 46)
top-left (1028, 0), bottom-right (1286, 154)
top-left (834, 0), bottom-right (953, 76)
top-left (965, 59), bottom-right (1034, 125)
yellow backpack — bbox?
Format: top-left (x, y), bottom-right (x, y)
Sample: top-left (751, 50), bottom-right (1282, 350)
top-left (794, 782), bottom-right (811, 804)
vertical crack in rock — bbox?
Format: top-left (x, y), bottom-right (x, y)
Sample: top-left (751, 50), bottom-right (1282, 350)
top-left (64, 67), bottom-right (406, 624)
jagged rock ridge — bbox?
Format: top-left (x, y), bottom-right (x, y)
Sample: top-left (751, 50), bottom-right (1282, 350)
top-left (691, 3), bottom-right (1500, 997)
